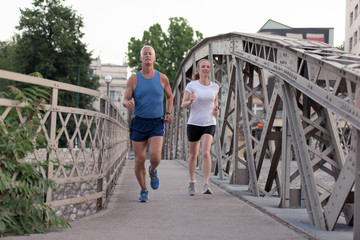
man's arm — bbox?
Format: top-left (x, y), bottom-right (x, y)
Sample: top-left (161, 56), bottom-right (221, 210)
top-left (122, 75), bottom-right (136, 110)
top-left (161, 73), bottom-right (173, 122)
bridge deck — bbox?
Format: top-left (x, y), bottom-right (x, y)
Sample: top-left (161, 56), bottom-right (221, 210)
top-left (6, 160), bottom-right (352, 240)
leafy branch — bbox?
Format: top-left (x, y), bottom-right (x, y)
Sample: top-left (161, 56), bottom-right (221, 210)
top-left (0, 81), bottom-right (70, 237)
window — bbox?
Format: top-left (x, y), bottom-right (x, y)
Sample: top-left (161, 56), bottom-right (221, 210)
top-left (356, 5), bottom-right (359, 19)
top-left (355, 31), bottom-right (358, 45)
top-left (350, 37), bottom-right (353, 51)
top-left (351, 12), bottom-right (354, 25)
top-left (110, 91), bottom-right (115, 100)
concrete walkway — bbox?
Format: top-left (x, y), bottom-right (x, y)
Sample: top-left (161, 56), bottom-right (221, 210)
top-left (5, 159), bottom-right (352, 240)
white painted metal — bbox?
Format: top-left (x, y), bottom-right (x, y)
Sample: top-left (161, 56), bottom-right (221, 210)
top-left (168, 32), bottom-right (360, 232)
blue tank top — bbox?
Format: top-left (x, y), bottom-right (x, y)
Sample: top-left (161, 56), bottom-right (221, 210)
top-left (133, 70), bottom-right (164, 118)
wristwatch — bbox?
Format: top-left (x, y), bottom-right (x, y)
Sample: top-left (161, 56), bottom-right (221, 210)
top-left (165, 112), bottom-right (171, 115)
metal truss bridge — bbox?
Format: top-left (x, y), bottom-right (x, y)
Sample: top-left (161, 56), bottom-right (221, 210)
top-left (164, 32), bottom-right (360, 235)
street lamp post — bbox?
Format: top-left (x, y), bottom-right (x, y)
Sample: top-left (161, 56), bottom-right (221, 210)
top-left (104, 75), bottom-right (112, 115)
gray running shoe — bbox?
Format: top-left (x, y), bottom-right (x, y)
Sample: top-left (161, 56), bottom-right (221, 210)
top-left (202, 182), bottom-right (212, 194)
top-left (188, 181), bottom-right (196, 196)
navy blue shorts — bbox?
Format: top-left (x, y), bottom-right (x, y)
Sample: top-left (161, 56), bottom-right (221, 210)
top-left (130, 116), bottom-right (165, 142)
top-left (187, 124), bottom-right (216, 142)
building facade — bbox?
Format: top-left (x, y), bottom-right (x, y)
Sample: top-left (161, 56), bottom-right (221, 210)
top-left (258, 19), bottom-right (334, 45)
top-left (345, 0), bottom-right (360, 54)
top-left (90, 57), bottom-right (128, 118)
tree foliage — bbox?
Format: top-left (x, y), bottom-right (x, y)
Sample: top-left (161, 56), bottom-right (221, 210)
top-left (0, 36), bottom-right (19, 73)
top-left (0, 83), bottom-right (70, 237)
top-left (6, 0), bottom-right (99, 109)
top-left (336, 41), bottom-right (345, 51)
top-left (127, 17), bottom-right (203, 86)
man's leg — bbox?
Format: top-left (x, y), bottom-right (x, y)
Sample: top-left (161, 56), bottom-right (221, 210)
top-left (147, 136), bottom-right (163, 190)
top-left (132, 140), bottom-right (148, 189)
top-left (148, 136), bottom-right (163, 172)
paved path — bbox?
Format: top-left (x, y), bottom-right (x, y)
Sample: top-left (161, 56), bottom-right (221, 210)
top-left (5, 159), bottom-right (352, 240)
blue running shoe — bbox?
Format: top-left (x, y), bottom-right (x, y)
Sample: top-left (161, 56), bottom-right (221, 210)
top-left (149, 166), bottom-right (159, 190)
top-left (139, 188), bottom-right (149, 202)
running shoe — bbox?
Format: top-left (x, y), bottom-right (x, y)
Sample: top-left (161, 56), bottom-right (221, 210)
top-left (139, 188), bottom-right (149, 202)
top-left (149, 166), bottom-right (159, 190)
top-left (188, 181), bottom-right (196, 196)
top-left (202, 182), bottom-right (212, 194)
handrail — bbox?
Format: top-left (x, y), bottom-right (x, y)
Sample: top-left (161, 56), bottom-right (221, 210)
top-left (0, 69), bottom-right (130, 220)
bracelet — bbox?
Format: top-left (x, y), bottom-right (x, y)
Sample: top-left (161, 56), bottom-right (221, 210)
top-left (165, 112), bottom-right (171, 115)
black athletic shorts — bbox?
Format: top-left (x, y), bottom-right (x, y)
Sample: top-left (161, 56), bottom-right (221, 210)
top-left (130, 116), bottom-right (165, 142)
top-left (187, 124), bottom-right (216, 142)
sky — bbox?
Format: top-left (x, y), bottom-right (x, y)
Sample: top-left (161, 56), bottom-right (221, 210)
top-left (1, 0), bottom-right (346, 66)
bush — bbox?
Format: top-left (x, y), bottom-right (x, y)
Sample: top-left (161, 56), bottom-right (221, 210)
top-left (0, 82), bottom-right (70, 237)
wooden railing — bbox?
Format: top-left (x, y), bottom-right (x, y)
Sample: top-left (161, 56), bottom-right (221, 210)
top-left (0, 70), bottom-right (129, 219)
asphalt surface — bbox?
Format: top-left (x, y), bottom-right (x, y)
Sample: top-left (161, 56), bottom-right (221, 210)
top-left (4, 159), bottom-right (353, 240)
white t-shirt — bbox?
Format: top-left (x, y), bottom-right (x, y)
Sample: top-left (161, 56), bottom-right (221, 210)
top-left (185, 80), bottom-right (219, 126)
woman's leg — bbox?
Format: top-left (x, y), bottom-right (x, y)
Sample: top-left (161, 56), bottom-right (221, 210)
top-left (188, 140), bottom-right (200, 181)
top-left (200, 134), bottom-right (213, 183)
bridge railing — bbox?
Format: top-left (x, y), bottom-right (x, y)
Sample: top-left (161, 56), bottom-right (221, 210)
top-left (165, 32), bottom-right (360, 233)
top-left (0, 70), bottom-right (129, 220)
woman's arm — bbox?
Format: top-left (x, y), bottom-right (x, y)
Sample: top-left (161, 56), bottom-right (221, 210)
top-left (181, 90), bottom-right (196, 108)
top-left (213, 95), bottom-right (220, 117)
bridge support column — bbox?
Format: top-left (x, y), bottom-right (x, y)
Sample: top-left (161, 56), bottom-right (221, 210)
top-left (354, 88), bottom-right (360, 239)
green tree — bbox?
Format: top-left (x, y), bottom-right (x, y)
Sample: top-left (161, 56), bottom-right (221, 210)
top-left (0, 36), bottom-right (20, 92)
top-left (0, 36), bottom-right (19, 72)
top-left (127, 17), bottom-right (203, 86)
top-left (14, 0), bottom-right (99, 109)
top-left (336, 41), bottom-right (345, 51)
